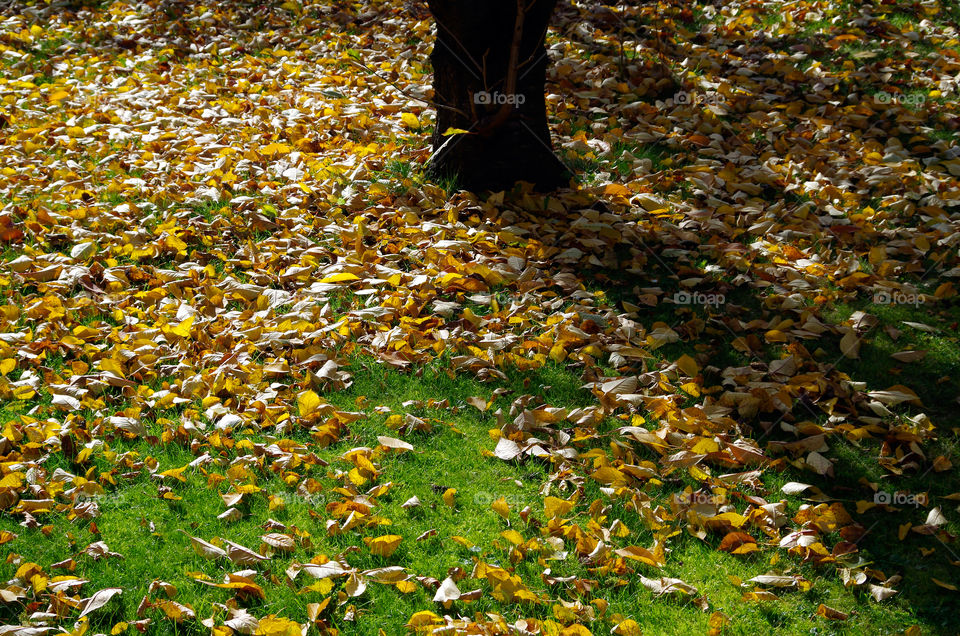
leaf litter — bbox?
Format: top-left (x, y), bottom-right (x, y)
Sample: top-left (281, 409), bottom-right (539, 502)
top-left (0, 0), bottom-right (959, 634)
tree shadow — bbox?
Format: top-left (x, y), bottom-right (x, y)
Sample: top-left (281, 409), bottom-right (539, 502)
top-left (444, 1), bottom-right (960, 629)
top-left (489, 183), bottom-right (960, 630)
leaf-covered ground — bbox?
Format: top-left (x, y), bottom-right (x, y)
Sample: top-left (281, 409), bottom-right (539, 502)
top-left (1, 0), bottom-right (960, 634)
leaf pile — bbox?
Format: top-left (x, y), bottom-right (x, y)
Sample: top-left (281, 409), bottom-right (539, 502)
top-left (0, 0), bottom-right (959, 634)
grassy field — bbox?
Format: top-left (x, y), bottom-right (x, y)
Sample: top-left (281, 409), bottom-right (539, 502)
top-left (2, 356), bottom-right (957, 634)
top-left (1, 0), bottom-right (960, 634)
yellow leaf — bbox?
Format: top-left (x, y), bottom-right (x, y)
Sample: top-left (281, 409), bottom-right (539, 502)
top-left (364, 535), bottom-right (402, 557)
top-left (462, 307), bottom-right (482, 327)
top-left (691, 438), bottom-right (720, 454)
top-left (407, 611), bottom-right (442, 628)
top-left (614, 545), bottom-right (663, 567)
top-left (304, 579), bottom-right (334, 595)
top-left (707, 511), bottom-right (747, 529)
top-left (13, 385), bottom-right (35, 400)
top-left (675, 354), bottom-right (699, 377)
top-left (491, 497), bottom-right (510, 520)
top-left (707, 612), bottom-right (730, 636)
top-left (260, 143), bottom-right (291, 156)
top-left (603, 183), bottom-right (631, 197)
top-left (544, 497), bottom-right (574, 518)
top-left (679, 381), bottom-right (700, 397)
top-left (613, 619), bottom-right (642, 636)
top-left (159, 465), bottom-right (188, 482)
top-left (166, 315), bottom-right (194, 338)
top-left (307, 598), bottom-right (330, 621)
top-left (442, 488), bottom-right (457, 508)
top-left (501, 529), bottom-right (524, 545)
top-left (400, 112), bottom-right (420, 129)
top-left (165, 234), bottom-right (187, 254)
top-left (31, 573), bottom-right (48, 593)
top-left (298, 390), bottom-right (321, 417)
top-left (155, 600), bottom-right (194, 622)
top-left (254, 616), bottom-right (303, 636)
top-left (318, 272), bottom-right (360, 284)
top-left (0, 358), bottom-right (15, 375)
top-left (935, 282), bottom-right (956, 299)
top-left (898, 523), bottom-right (911, 541)
top-left (100, 358), bottom-right (125, 378)
top-left (441, 127), bottom-right (469, 136)
top-left (590, 466), bottom-right (626, 487)
top-left (208, 580), bottom-right (265, 599)
top-left (0, 473), bottom-right (23, 488)
top-left (384, 414), bottom-right (403, 428)
top-left (348, 467), bottom-right (368, 487)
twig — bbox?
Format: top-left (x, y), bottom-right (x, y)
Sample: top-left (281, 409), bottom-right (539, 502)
top-left (346, 58), bottom-right (468, 118)
top-left (478, 0), bottom-right (528, 135)
top-left (434, 18), bottom-right (484, 76)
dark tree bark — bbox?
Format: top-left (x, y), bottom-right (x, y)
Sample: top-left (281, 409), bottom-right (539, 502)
top-left (426, 0), bottom-right (570, 192)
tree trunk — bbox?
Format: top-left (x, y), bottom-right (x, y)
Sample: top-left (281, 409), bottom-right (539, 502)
top-left (426, 0), bottom-right (569, 192)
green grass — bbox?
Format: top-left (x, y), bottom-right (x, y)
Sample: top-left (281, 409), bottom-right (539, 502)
top-left (564, 140), bottom-right (675, 185)
top-left (371, 159), bottom-right (417, 195)
top-left (760, 438), bottom-right (960, 635)
top-left (2, 348), bottom-right (956, 634)
top-left (823, 298), bottom-right (960, 420)
top-left (3, 0), bottom-right (960, 633)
